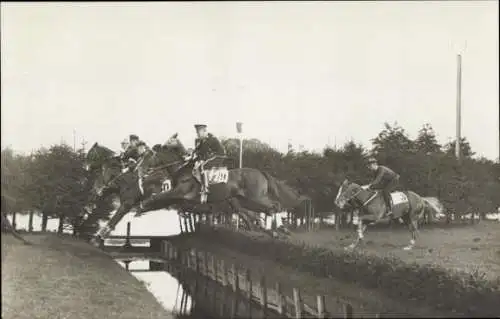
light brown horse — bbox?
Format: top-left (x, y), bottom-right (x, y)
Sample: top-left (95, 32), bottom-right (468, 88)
top-left (335, 179), bottom-right (444, 250)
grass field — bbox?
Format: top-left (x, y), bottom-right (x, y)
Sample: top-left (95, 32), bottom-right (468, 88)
top-left (291, 221), bottom-right (500, 280)
top-left (1, 233), bottom-right (173, 319)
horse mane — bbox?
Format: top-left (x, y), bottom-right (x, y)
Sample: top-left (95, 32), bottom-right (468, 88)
top-left (106, 156), bottom-right (123, 169)
top-left (169, 141), bottom-right (187, 156)
top-left (87, 142), bottom-right (116, 161)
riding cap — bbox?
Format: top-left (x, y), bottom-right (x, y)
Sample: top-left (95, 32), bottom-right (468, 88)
top-left (129, 134), bottom-right (139, 141)
top-left (137, 141), bottom-right (146, 147)
top-left (194, 124), bottom-right (207, 131)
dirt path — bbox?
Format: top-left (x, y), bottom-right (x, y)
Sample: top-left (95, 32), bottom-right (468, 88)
top-left (1, 233), bottom-right (173, 319)
top-left (290, 222), bottom-right (500, 280)
top-left (172, 234), bottom-right (453, 318)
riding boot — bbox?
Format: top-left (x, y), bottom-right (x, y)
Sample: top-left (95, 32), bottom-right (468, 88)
top-left (203, 171), bottom-right (210, 194)
top-left (385, 192), bottom-right (393, 217)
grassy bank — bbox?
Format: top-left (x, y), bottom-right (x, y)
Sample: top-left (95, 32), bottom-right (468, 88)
top-left (195, 226), bottom-right (500, 317)
top-left (1, 233), bottom-right (173, 319)
top-left (170, 233), bottom-right (454, 318)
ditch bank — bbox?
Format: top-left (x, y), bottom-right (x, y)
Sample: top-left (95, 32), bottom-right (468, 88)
top-left (189, 227), bottom-right (500, 317)
top-left (1, 233), bottom-right (173, 319)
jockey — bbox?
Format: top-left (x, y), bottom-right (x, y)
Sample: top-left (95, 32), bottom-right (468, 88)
top-left (364, 157), bottom-right (400, 218)
top-left (121, 134), bottom-right (146, 172)
top-left (135, 141), bottom-right (150, 178)
top-left (191, 124), bottom-right (226, 199)
top-left (120, 139), bottom-right (130, 153)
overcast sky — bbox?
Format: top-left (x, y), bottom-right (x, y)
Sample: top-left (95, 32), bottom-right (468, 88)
top-left (1, 2), bottom-right (498, 159)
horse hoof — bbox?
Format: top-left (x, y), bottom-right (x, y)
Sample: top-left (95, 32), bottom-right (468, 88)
top-left (90, 238), bottom-right (101, 247)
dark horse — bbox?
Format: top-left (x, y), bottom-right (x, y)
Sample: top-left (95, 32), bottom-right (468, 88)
top-left (136, 135), bottom-right (310, 233)
top-left (85, 135), bottom-right (307, 245)
top-left (335, 179), bottom-right (444, 251)
top-left (85, 142), bottom-right (171, 245)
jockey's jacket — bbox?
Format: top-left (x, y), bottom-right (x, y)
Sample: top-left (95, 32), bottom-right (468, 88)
top-left (121, 141), bottom-right (148, 162)
top-left (121, 145), bottom-right (140, 162)
top-left (194, 133), bottom-right (226, 161)
top-left (370, 165), bottom-right (400, 189)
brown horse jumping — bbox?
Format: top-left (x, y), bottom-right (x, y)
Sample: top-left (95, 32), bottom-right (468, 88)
top-left (137, 135), bottom-right (309, 233)
top-left (85, 137), bottom-right (308, 245)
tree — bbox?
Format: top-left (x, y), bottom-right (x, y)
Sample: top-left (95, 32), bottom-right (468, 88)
top-left (444, 137), bottom-right (475, 158)
top-left (26, 144), bottom-right (91, 233)
top-left (1, 148), bottom-right (28, 211)
top-left (221, 137), bottom-right (284, 174)
top-left (414, 124), bottom-right (442, 154)
top-left (371, 122), bottom-right (414, 160)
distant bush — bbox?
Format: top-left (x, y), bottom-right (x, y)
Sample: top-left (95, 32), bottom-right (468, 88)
top-left (196, 227), bottom-right (500, 317)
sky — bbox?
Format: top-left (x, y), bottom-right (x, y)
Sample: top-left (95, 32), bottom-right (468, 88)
top-left (1, 2), bottom-right (499, 160)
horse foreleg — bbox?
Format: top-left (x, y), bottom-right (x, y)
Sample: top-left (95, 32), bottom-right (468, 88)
top-left (345, 220), bottom-right (366, 251)
top-left (403, 208), bottom-right (423, 251)
top-left (91, 203), bottom-right (132, 247)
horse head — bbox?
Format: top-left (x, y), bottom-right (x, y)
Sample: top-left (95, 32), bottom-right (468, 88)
top-left (334, 179), bottom-right (362, 209)
top-left (92, 156), bottom-right (123, 197)
top-left (85, 142), bottom-right (116, 172)
top-left (163, 133), bottom-right (188, 155)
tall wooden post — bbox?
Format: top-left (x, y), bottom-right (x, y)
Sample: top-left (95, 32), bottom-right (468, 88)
top-left (455, 54), bottom-right (462, 163)
top-left (28, 211), bottom-right (34, 232)
top-left (124, 222), bottom-right (132, 248)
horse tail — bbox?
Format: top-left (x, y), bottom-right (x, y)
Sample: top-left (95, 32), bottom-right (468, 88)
top-left (422, 197), bottom-right (444, 222)
top-left (260, 171), bottom-right (308, 209)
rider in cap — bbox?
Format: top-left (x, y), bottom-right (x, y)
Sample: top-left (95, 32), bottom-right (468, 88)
top-left (121, 134), bottom-right (146, 171)
top-left (120, 139), bottom-right (130, 152)
top-left (191, 124), bottom-right (226, 201)
top-left (134, 140), bottom-right (151, 178)
top-left (364, 157), bottom-right (400, 219)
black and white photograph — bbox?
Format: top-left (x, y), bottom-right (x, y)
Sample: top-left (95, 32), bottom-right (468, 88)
top-left (1, 2), bottom-right (499, 318)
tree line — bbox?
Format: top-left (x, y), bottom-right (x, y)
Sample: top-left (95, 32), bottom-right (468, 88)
top-left (221, 122), bottom-right (499, 220)
top-left (2, 122), bottom-right (499, 233)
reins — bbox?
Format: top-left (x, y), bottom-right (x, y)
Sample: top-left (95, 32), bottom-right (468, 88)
top-left (349, 186), bottom-right (378, 208)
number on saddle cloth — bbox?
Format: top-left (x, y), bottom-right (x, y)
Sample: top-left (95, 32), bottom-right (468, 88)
top-left (206, 167), bottom-right (229, 185)
top-left (161, 178), bottom-right (172, 192)
top-left (390, 191), bottom-right (409, 206)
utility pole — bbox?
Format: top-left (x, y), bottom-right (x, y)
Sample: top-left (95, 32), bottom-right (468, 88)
top-left (455, 54), bottom-right (462, 163)
top-left (236, 122), bottom-right (243, 168)
top-left (73, 129), bottom-right (77, 152)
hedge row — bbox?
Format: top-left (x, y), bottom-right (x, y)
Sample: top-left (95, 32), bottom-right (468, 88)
top-left (194, 227), bottom-right (500, 317)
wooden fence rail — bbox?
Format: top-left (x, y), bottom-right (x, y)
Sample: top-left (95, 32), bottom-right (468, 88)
top-left (161, 240), bottom-right (354, 319)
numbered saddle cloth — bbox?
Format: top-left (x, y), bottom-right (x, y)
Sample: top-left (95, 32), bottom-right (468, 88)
top-left (387, 191), bottom-right (410, 218)
top-left (205, 167), bottom-right (229, 185)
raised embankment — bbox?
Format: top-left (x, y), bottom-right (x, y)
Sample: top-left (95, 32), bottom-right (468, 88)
top-left (1, 233), bottom-right (173, 319)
